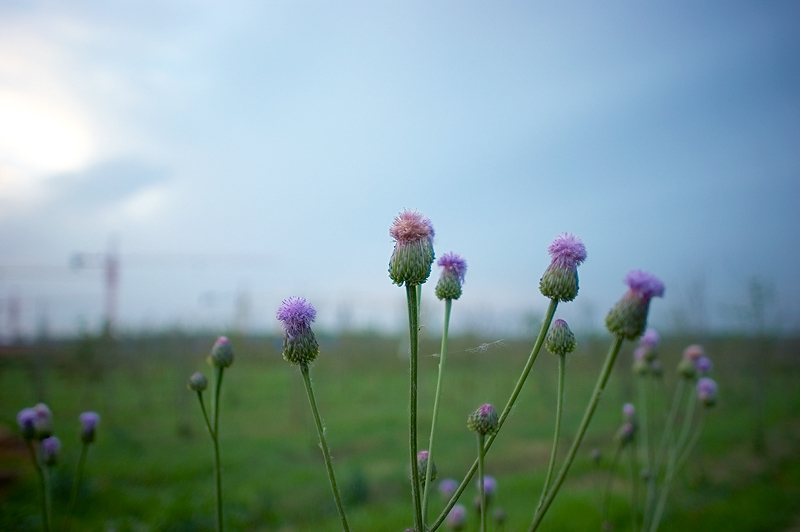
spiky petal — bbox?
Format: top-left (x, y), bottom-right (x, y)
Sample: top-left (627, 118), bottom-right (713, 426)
top-left (388, 210), bottom-right (435, 286)
top-left (540, 233), bottom-right (587, 302)
top-left (277, 296), bottom-right (320, 366)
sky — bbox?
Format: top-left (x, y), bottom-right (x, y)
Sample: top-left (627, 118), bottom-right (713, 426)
top-left (1, 1), bottom-right (799, 339)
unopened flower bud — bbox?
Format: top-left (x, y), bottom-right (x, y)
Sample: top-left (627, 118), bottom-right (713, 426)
top-left (416, 450), bottom-right (437, 484)
top-left (17, 408), bottom-right (37, 440)
top-left (389, 210), bottom-right (435, 286)
top-left (33, 403), bottom-right (53, 440)
top-left (677, 358), bottom-right (697, 379)
top-left (188, 371), bottom-right (208, 392)
top-left (539, 233), bottom-right (587, 302)
top-left (208, 336), bottom-right (234, 368)
top-left (615, 422), bottom-right (636, 445)
top-left (79, 411), bottom-right (100, 444)
top-left (605, 270), bottom-right (665, 340)
top-left (467, 404), bottom-right (499, 436)
top-left (435, 252), bottom-right (467, 300)
top-left (41, 436), bottom-right (61, 466)
top-left (683, 344), bottom-right (704, 361)
top-left (696, 377), bottom-right (718, 407)
top-left (545, 319), bottom-right (577, 356)
top-left (277, 296), bottom-right (320, 366)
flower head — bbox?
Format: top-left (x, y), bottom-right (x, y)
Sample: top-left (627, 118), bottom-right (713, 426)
top-left (545, 318), bottom-right (577, 356)
top-left (17, 408), bottom-right (37, 440)
top-left (188, 371), bottom-right (208, 392)
top-left (623, 403), bottom-right (636, 422)
top-left (540, 233), bottom-right (587, 302)
top-left (683, 344), bottom-right (704, 361)
top-left (695, 356), bottom-right (713, 376)
top-left (615, 422), bottom-right (636, 445)
top-left (388, 210), bottom-right (435, 286)
top-left (439, 478), bottom-right (458, 499)
top-left (277, 296), bottom-right (319, 366)
top-left (416, 450), bottom-right (437, 485)
top-left (79, 411), bottom-right (100, 444)
top-left (41, 436), bottom-right (61, 466)
top-left (605, 270), bottom-right (665, 340)
top-left (467, 404), bottom-right (499, 436)
top-left (477, 475), bottom-right (497, 497)
top-left (435, 252), bottom-right (467, 300)
top-left (697, 377), bottom-right (718, 407)
top-left (208, 336), bottom-right (234, 368)
top-left (446, 504), bottom-right (467, 531)
top-left (33, 403), bottom-right (53, 440)
top-left (640, 329), bottom-right (660, 349)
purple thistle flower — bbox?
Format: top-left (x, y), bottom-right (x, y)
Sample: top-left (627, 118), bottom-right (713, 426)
top-left (389, 210), bottom-right (435, 286)
top-left (697, 377), bottom-right (718, 406)
top-left (605, 270), bottom-right (665, 340)
top-left (41, 436), bottom-right (61, 466)
top-left (476, 475), bottom-right (497, 497)
top-left (276, 296), bottom-right (319, 366)
top-left (32, 403), bottom-right (53, 440)
top-left (17, 408), bottom-right (37, 440)
top-left (79, 411), bottom-right (100, 444)
top-left (640, 328), bottom-right (660, 349)
top-left (540, 233), bottom-right (587, 302)
top-left (446, 504), bottom-right (467, 530)
top-left (695, 356), bottom-right (713, 375)
top-left (439, 478), bottom-right (458, 499)
top-left (435, 252), bottom-right (467, 300)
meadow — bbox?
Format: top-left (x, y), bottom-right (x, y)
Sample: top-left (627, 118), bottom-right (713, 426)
top-left (1, 329), bottom-right (799, 531)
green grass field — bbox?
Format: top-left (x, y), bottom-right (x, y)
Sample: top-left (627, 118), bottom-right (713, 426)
top-left (1, 331), bottom-right (799, 531)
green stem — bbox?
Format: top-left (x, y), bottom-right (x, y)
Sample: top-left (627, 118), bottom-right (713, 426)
top-left (406, 283), bottom-right (423, 532)
top-left (654, 378), bottom-right (686, 481)
top-left (639, 377), bottom-right (654, 525)
top-left (535, 353), bottom-right (566, 515)
top-left (629, 442), bottom-right (639, 532)
top-left (64, 443), bottom-right (90, 532)
top-left (422, 298), bottom-right (453, 524)
top-left (212, 366), bottom-right (225, 532)
top-left (528, 335), bottom-right (625, 532)
top-left (603, 444), bottom-right (623, 526)
top-left (429, 298), bottom-right (559, 532)
top-left (300, 365), bottom-right (351, 532)
top-left (478, 433), bottom-right (487, 532)
top-left (26, 440), bottom-right (49, 532)
top-left (197, 391), bottom-right (214, 438)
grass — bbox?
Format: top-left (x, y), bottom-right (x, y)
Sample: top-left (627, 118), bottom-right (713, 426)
top-left (1, 330), bottom-right (799, 531)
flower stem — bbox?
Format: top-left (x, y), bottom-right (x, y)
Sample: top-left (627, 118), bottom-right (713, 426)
top-left (603, 444), bottom-right (623, 526)
top-left (422, 298), bottom-right (452, 524)
top-left (478, 433), bottom-right (487, 532)
top-left (639, 377), bottom-right (654, 525)
top-left (64, 442), bottom-right (90, 532)
top-left (300, 364), bottom-right (351, 532)
top-left (26, 440), bottom-right (49, 532)
top-left (629, 442), bottom-right (639, 532)
top-left (535, 352), bottom-right (566, 515)
top-left (528, 335), bottom-right (625, 532)
top-left (406, 283), bottom-right (423, 532)
top-left (653, 377), bottom-right (686, 481)
top-left (212, 366), bottom-right (225, 532)
top-left (429, 298), bottom-right (558, 532)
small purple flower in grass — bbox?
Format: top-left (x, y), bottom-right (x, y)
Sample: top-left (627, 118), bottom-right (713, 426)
top-left (540, 233), bottom-right (587, 302)
top-left (695, 356), bottom-right (713, 376)
top-left (439, 478), bottom-right (458, 499)
top-left (683, 344), bottom-right (704, 361)
top-left (697, 377), bottom-right (718, 407)
top-left (640, 328), bottom-right (660, 349)
top-left (41, 436), bottom-right (61, 466)
top-left (79, 412), bottom-right (100, 444)
top-left (467, 404), bottom-right (499, 435)
top-left (476, 475), bottom-right (497, 498)
top-left (446, 504), bottom-right (467, 531)
top-left (277, 296), bottom-right (320, 366)
top-left (678, 344), bottom-right (705, 378)
top-left (435, 252), bottom-right (467, 300)
top-left (33, 403), bottom-right (53, 440)
top-left (388, 210), bottom-right (435, 286)
top-left (17, 408), bottom-right (37, 440)
top-left (605, 270), bottom-right (665, 340)
top-left (416, 450), bottom-right (436, 484)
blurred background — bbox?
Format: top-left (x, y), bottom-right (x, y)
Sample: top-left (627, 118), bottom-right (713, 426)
top-left (1, 2), bottom-right (799, 531)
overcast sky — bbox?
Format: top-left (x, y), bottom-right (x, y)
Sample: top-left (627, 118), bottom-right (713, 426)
top-left (1, 1), bottom-right (799, 339)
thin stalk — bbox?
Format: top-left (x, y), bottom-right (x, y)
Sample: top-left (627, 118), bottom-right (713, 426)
top-left (300, 365), bottom-right (351, 532)
top-left (422, 298), bottom-right (453, 524)
top-left (64, 443), bottom-right (90, 532)
top-left (26, 440), bottom-right (49, 532)
top-left (197, 391), bottom-right (214, 437)
top-left (639, 377), bottom-right (654, 525)
top-left (528, 335), bottom-right (625, 532)
top-left (629, 442), bottom-right (639, 532)
top-left (477, 433), bottom-right (487, 532)
top-left (654, 378), bottom-right (686, 480)
top-left (212, 366), bottom-right (225, 532)
top-left (406, 283), bottom-right (423, 532)
top-left (429, 298), bottom-right (559, 532)
top-left (603, 444), bottom-right (623, 526)
top-left (535, 353), bottom-right (566, 515)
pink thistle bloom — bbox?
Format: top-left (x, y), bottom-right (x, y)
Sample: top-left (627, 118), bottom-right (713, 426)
top-left (446, 504), bottom-right (467, 530)
top-left (683, 344), bottom-right (704, 361)
top-left (540, 233), bottom-right (587, 302)
top-left (389, 210), bottom-right (435, 286)
top-left (435, 252), bottom-right (467, 300)
top-left (605, 270), bottom-right (665, 340)
top-left (633, 346), bottom-right (648, 362)
top-left (277, 296), bottom-right (319, 366)
top-left (390, 210), bottom-right (434, 245)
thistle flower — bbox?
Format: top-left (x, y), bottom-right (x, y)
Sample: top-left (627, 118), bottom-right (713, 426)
top-left (697, 377), bottom-right (718, 407)
top-left (640, 328), bottom-right (660, 349)
top-left (678, 344), bottom-right (704, 378)
top-left (695, 356), bottom-right (713, 376)
top-left (277, 296), bottom-right (319, 366)
top-left (416, 450), bottom-right (436, 484)
top-left (476, 475), bottom-right (497, 498)
top-left (539, 233), bottom-right (587, 302)
top-left (614, 422), bottom-right (636, 445)
top-left (17, 408), bottom-right (37, 440)
top-left (633, 346), bottom-right (650, 375)
top-left (41, 436), bottom-right (61, 466)
top-left (435, 252), bottom-right (467, 300)
top-left (208, 336), bottom-right (234, 368)
top-left (439, 478), bottom-right (458, 499)
top-left (33, 403), bottom-right (53, 440)
top-left (79, 412), bottom-right (100, 444)
top-left (188, 371), bottom-right (209, 392)
top-left (683, 344), bottom-right (704, 361)
top-left (446, 504), bottom-right (467, 531)
top-left (467, 404), bottom-right (499, 435)
top-left (544, 318), bottom-right (577, 356)
top-left (605, 270), bottom-right (665, 340)
top-left (388, 210), bottom-right (435, 286)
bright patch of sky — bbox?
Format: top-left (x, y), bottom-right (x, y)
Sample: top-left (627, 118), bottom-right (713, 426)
top-left (1, 1), bottom-right (799, 339)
